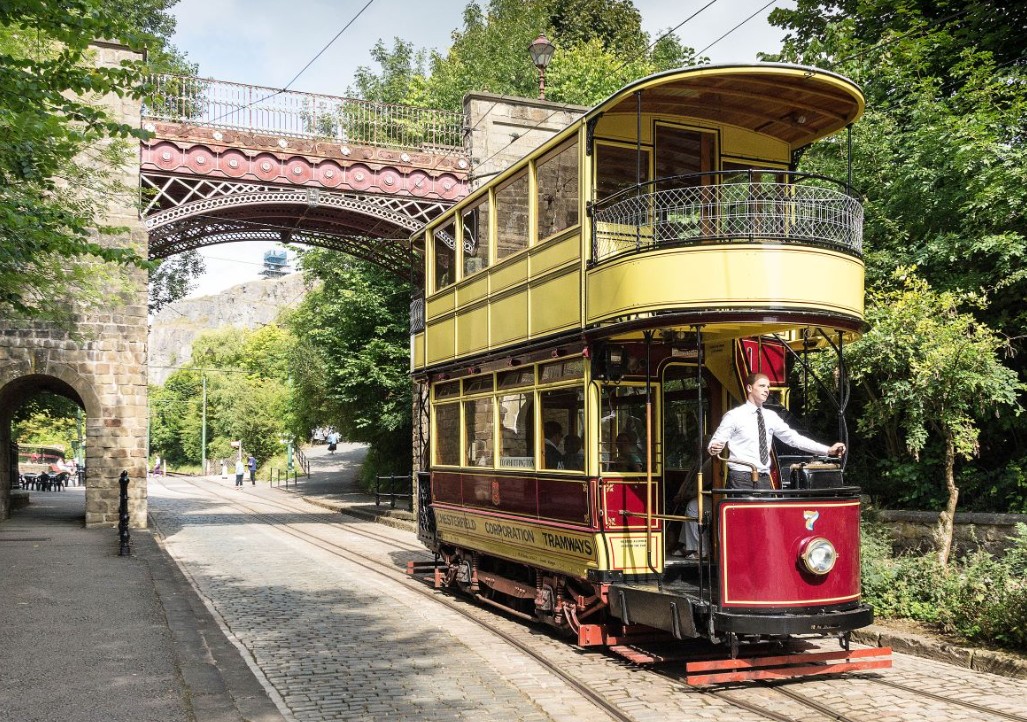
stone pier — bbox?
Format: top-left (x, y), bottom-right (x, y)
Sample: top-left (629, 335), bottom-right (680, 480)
top-left (0, 41), bottom-right (149, 527)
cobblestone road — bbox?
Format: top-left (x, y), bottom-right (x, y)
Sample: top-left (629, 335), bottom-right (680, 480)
top-left (147, 466), bottom-right (1027, 722)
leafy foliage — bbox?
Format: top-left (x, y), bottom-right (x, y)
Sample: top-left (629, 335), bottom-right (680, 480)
top-left (0, 1), bottom-right (158, 322)
top-left (350, 0), bottom-right (697, 110)
top-left (149, 324), bottom-right (297, 469)
top-left (11, 393), bottom-right (81, 451)
top-left (148, 250), bottom-right (206, 313)
top-left (288, 251), bottom-right (412, 482)
top-left (863, 521), bottom-right (1027, 650)
top-left (768, 1), bottom-right (1027, 520)
top-left (844, 271), bottom-right (1024, 564)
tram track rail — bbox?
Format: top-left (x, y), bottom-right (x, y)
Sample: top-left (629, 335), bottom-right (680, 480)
top-left (150, 475), bottom-right (1027, 722)
top-left (851, 675), bottom-right (1027, 722)
top-left (150, 475), bottom-right (638, 722)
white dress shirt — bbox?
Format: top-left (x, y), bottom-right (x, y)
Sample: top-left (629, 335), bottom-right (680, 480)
top-left (708, 401), bottom-right (829, 474)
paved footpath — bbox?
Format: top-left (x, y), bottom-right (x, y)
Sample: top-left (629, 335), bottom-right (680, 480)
top-left (0, 487), bottom-right (282, 722)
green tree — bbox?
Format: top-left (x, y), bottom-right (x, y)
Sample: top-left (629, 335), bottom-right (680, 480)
top-left (767, 2), bottom-right (1027, 513)
top-left (148, 251), bottom-right (206, 314)
top-left (0, 0), bottom-right (207, 323)
top-left (289, 251), bottom-right (412, 481)
top-left (351, 0), bottom-right (696, 111)
top-left (150, 323), bottom-right (298, 468)
top-left (11, 393), bottom-right (80, 450)
top-left (845, 271), bottom-right (1024, 566)
top-left (0, 1), bottom-right (155, 322)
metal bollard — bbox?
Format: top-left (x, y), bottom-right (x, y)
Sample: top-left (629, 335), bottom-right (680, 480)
top-left (118, 470), bottom-right (131, 556)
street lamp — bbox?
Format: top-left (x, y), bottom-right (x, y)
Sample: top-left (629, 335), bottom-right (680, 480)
top-left (528, 33), bottom-right (555, 99)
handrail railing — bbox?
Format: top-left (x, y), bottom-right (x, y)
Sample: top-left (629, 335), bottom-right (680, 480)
top-left (590, 170), bottom-right (863, 264)
top-left (142, 74), bottom-right (467, 154)
top-left (376, 474), bottom-right (413, 511)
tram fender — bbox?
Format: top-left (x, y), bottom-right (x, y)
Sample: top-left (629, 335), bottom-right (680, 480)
top-left (609, 585), bottom-right (701, 639)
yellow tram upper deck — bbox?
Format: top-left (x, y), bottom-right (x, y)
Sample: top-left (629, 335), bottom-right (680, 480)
top-left (411, 64), bottom-right (866, 373)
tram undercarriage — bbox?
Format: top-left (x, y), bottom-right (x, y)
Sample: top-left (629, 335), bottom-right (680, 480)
top-left (413, 542), bottom-right (889, 684)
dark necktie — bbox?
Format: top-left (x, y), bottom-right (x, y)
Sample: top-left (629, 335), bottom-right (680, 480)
top-left (756, 407), bottom-right (769, 465)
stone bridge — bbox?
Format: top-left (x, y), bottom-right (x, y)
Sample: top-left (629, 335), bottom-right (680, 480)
top-left (0, 41), bottom-right (584, 527)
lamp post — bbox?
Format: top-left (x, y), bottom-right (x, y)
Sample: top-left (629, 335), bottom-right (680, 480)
top-left (528, 33), bottom-right (555, 100)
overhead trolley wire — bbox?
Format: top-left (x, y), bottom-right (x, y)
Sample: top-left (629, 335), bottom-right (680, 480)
top-left (696, 0), bottom-right (777, 56)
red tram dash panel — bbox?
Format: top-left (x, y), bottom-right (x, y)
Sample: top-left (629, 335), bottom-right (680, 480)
top-left (719, 500), bottom-right (861, 607)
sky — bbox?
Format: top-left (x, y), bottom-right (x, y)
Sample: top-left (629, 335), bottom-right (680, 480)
top-left (169, 0), bottom-right (795, 298)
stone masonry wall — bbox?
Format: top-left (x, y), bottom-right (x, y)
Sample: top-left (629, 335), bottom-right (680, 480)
top-left (0, 42), bottom-right (149, 527)
top-left (463, 92), bottom-right (587, 192)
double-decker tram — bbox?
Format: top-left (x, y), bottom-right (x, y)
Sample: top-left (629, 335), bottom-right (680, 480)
top-left (410, 64), bottom-right (891, 683)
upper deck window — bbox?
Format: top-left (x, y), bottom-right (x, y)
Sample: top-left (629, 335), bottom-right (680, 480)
top-left (595, 143), bottom-right (650, 200)
top-left (462, 198), bottom-right (490, 277)
top-left (496, 170), bottom-right (530, 260)
top-left (433, 219), bottom-right (457, 292)
top-left (536, 139), bottom-right (578, 242)
top-left (655, 124), bottom-right (716, 189)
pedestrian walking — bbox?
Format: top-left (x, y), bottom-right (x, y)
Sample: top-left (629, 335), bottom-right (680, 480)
top-left (235, 458), bottom-right (244, 487)
top-left (247, 454), bottom-right (257, 485)
top-left (326, 430), bottom-right (338, 454)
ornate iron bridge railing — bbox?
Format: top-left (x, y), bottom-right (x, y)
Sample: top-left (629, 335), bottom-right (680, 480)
top-left (590, 170), bottom-right (863, 264)
top-left (142, 74), bottom-right (466, 153)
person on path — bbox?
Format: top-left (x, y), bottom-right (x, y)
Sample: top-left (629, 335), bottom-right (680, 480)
top-left (247, 454), bottom-right (257, 485)
top-left (221, 459), bottom-right (228, 481)
top-left (326, 430), bottom-right (338, 454)
top-left (235, 458), bottom-right (245, 487)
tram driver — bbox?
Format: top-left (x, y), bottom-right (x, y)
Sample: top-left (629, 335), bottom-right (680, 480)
top-left (708, 372), bottom-right (846, 490)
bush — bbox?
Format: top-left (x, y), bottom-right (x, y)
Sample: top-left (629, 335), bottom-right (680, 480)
top-left (862, 520), bottom-right (1027, 652)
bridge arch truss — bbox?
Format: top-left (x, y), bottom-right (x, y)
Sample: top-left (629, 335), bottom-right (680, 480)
top-left (143, 174), bottom-right (452, 278)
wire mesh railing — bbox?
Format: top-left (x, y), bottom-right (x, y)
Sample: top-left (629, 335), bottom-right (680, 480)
top-left (142, 74), bottom-right (466, 154)
top-left (590, 170), bottom-right (863, 264)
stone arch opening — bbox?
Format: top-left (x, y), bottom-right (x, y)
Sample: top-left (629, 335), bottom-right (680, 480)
top-left (0, 373), bottom-right (96, 520)
top-left (0, 366), bottom-right (141, 527)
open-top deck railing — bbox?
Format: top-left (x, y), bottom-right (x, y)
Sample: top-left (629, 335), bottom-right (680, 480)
top-left (142, 74), bottom-right (466, 154)
top-left (590, 170), bottom-right (863, 264)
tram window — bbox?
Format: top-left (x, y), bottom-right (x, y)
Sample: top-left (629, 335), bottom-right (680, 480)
top-left (496, 171), bottom-right (529, 260)
top-left (498, 392), bottom-right (533, 468)
top-left (433, 219), bottom-right (457, 291)
top-left (463, 375), bottom-right (494, 395)
top-left (595, 143), bottom-right (650, 200)
top-left (434, 402), bottom-right (461, 466)
top-left (539, 358), bottom-right (584, 383)
top-left (498, 368), bottom-right (534, 389)
top-left (536, 139), bottom-right (579, 242)
top-left (722, 161), bottom-right (786, 184)
top-left (599, 385), bottom-right (652, 473)
top-left (435, 380), bottom-right (460, 400)
top-left (540, 387), bottom-right (585, 471)
top-left (662, 368), bottom-right (709, 471)
top-left (462, 200), bottom-right (490, 277)
top-left (654, 125), bottom-right (715, 188)
top-left (464, 397), bottom-right (495, 467)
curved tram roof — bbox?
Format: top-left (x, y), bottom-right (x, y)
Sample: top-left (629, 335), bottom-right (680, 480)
top-left (587, 63), bottom-right (865, 151)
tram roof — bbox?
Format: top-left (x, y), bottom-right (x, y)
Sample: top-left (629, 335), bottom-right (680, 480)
top-left (586, 63), bottom-right (865, 150)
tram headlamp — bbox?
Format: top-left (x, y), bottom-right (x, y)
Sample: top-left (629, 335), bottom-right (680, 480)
top-left (800, 537), bottom-right (837, 575)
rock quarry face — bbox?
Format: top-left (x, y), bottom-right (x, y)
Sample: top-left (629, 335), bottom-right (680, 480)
top-left (148, 272), bottom-right (310, 385)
